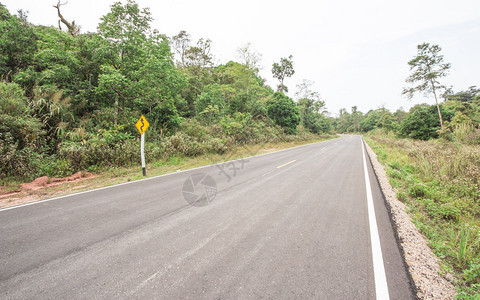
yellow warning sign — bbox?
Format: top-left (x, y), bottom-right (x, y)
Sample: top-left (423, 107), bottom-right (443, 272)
top-left (135, 115), bottom-right (149, 135)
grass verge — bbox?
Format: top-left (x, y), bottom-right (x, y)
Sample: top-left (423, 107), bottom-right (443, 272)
top-left (364, 134), bottom-right (480, 298)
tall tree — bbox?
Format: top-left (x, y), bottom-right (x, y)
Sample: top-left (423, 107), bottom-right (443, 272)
top-left (184, 38), bottom-right (213, 68)
top-left (171, 32), bottom-right (215, 117)
top-left (295, 79), bottom-right (326, 114)
top-left (272, 55), bottom-right (294, 93)
top-left (170, 30), bottom-right (191, 67)
top-left (295, 80), bottom-right (329, 133)
top-left (236, 42), bottom-right (262, 94)
top-left (402, 43), bottom-right (451, 130)
top-left (97, 0), bottom-right (184, 131)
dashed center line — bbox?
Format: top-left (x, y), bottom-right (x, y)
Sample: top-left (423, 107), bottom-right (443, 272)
top-left (276, 160), bottom-right (296, 169)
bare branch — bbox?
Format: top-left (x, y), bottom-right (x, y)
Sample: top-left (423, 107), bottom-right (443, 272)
top-left (53, 1), bottom-right (80, 36)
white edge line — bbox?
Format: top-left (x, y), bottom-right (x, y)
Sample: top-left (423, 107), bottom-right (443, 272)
top-left (362, 138), bottom-right (390, 300)
top-left (0, 138), bottom-right (338, 212)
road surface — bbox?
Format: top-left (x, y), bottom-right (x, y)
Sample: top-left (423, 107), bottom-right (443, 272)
top-left (0, 135), bottom-right (415, 299)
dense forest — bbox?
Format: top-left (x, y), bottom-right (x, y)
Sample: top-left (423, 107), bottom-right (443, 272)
top-left (0, 1), bottom-right (332, 181)
top-left (1, 0), bottom-right (479, 183)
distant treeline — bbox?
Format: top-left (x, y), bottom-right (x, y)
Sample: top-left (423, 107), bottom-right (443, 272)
top-left (335, 86), bottom-right (480, 141)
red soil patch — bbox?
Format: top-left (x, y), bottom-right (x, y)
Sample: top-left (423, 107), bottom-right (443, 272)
top-left (20, 172), bottom-right (94, 191)
top-left (0, 172), bottom-right (96, 209)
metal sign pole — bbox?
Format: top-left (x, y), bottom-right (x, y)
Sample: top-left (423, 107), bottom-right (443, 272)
top-left (141, 132), bottom-right (146, 176)
top-left (135, 115), bottom-right (149, 177)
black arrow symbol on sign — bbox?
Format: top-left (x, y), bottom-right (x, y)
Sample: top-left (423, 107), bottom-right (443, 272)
top-left (140, 117), bottom-right (145, 132)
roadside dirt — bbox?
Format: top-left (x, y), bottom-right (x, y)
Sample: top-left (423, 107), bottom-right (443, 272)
top-left (0, 172), bottom-right (96, 209)
top-left (364, 141), bottom-right (457, 299)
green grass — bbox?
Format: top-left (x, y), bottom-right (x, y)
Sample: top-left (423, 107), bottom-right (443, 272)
top-left (364, 134), bottom-right (480, 297)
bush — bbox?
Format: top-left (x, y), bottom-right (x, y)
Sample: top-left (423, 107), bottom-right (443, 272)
top-left (0, 82), bottom-right (46, 180)
top-left (266, 92), bottom-right (300, 134)
top-left (58, 128), bottom-right (138, 169)
top-left (399, 104), bottom-right (453, 140)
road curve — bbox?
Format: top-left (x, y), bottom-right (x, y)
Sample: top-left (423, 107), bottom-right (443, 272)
top-left (0, 135), bottom-right (415, 299)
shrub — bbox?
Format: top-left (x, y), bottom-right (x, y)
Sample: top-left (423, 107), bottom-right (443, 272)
top-left (399, 104), bottom-right (453, 140)
top-left (0, 82), bottom-right (46, 180)
top-left (266, 92), bottom-right (300, 134)
top-left (58, 128), bottom-right (138, 169)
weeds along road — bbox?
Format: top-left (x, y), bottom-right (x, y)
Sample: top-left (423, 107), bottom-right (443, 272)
top-left (0, 135), bottom-right (415, 299)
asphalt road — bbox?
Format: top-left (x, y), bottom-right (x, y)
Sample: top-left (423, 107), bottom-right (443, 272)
top-left (0, 135), bottom-right (415, 299)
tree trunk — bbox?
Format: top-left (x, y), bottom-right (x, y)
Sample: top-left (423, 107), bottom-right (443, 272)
top-left (114, 95), bottom-right (119, 126)
top-left (430, 80), bottom-right (444, 130)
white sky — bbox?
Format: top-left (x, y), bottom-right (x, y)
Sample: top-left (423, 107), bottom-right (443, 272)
top-left (3, 0), bottom-right (480, 115)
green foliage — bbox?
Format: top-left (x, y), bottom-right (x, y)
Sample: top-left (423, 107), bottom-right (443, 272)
top-left (272, 55), bottom-right (294, 93)
top-left (97, 0), bottom-right (185, 130)
top-left (447, 86), bottom-right (479, 103)
top-left (294, 80), bottom-right (330, 134)
top-left (0, 1), bottom-right (331, 183)
top-left (399, 104), bottom-right (453, 140)
top-left (335, 106), bottom-right (364, 133)
top-left (0, 82), bottom-right (46, 179)
top-left (0, 6), bottom-right (37, 80)
top-left (266, 92), bottom-right (301, 134)
top-left (297, 98), bottom-right (330, 133)
top-left (195, 84), bottom-right (226, 117)
top-left (58, 127), bottom-right (137, 170)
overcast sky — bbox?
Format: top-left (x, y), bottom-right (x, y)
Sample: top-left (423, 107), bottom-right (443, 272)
top-left (3, 0), bottom-right (480, 115)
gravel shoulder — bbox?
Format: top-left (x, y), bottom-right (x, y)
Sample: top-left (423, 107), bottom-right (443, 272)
top-left (365, 140), bottom-right (457, 299)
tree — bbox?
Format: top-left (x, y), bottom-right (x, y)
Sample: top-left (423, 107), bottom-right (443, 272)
top-left (402, 43), bottom-right (451, 130)
top-left (0, 5), bottom-right (37, 81)
top-left (335, 106), bottom-right (364, 133)
top-left (295, 80), bottom-right (326, 113)
top-left (272, 55), bottom-right (294, 93)
top-left (360, 108), bottom-right (395, 132)
top-left (236, 42), bottom-right (262, 95)
top-left (446, 86), bottom-right (480, 102)
top-left (295, 80), bottom-right (329, 133)
top-left (97, 0), bottom-right (184, 132)
top-left (214, 61), bottom-right (270, 115)
top-left (171, 31), bottom-right (215, 117)
top-left (170, 30), bottom-right (191, 67)
top-left (266, 92), bottom-right (300, 134)
top-left (184, 38), bottom-right (213, 68)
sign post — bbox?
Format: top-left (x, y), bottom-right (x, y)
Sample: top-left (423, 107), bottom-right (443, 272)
top-left (140, 133), bottom-right (146, 176)
top-left (135, 115), bottom-right (149, 176)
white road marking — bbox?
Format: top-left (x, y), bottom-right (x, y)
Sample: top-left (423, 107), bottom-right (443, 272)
top-left (362, 139), bottom-right (390, 300)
